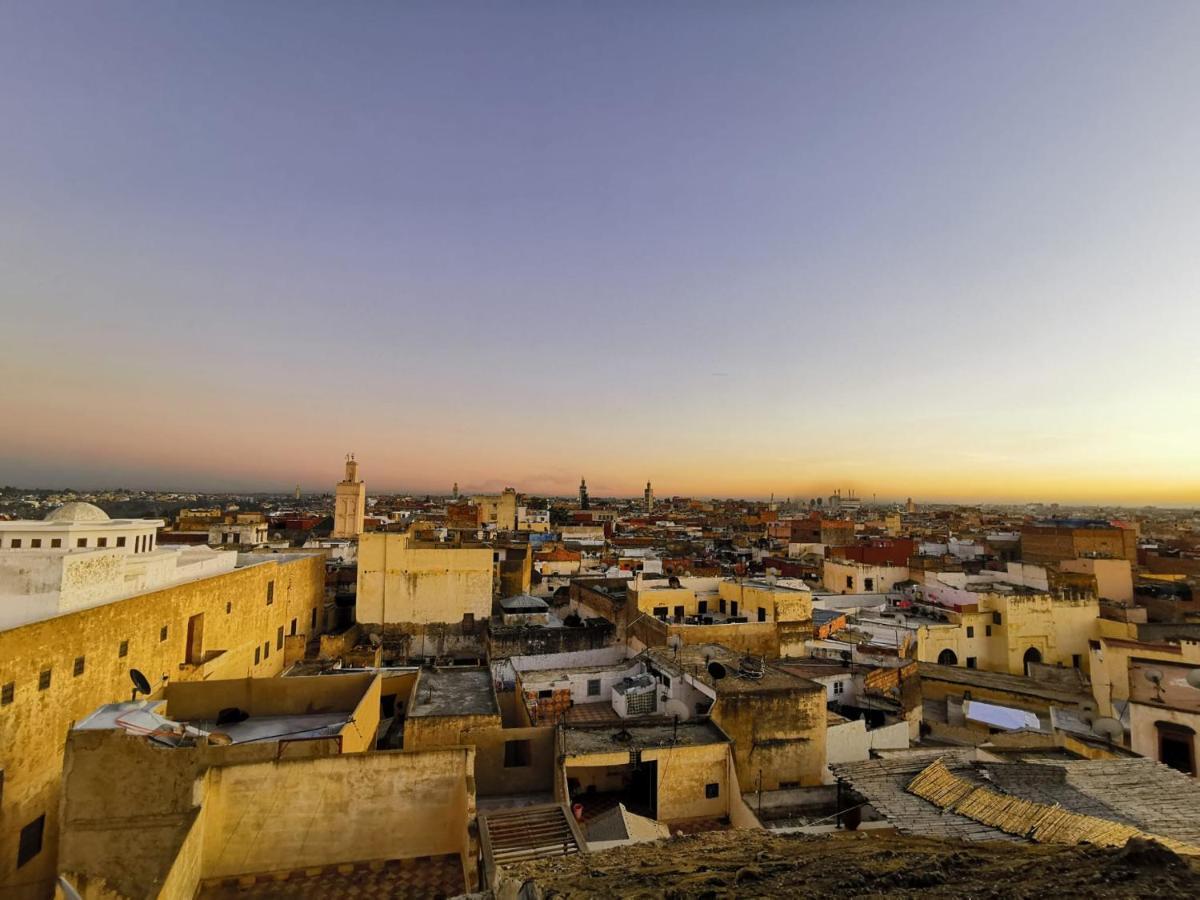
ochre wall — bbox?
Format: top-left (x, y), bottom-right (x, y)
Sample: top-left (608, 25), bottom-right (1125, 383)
top-left (357, 534), bottom-right (492, 625)
top-left (0, 553), bottom-right (326, 898)
top-left (711, 688), bottom-right (827, 790)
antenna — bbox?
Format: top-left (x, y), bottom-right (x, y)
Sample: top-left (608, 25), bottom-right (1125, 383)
top-left (1092, 716), bottom-right (1124, 743)
top-left (1143, 667), bottom-right (1165, 701)
top-left (129, 669), bottom-right (152, 702)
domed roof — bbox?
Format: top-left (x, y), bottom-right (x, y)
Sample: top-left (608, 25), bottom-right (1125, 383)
top-left (45, 502), bottom-right (110, 523)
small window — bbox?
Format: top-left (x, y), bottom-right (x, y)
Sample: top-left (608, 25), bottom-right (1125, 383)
top-left (504, 739), bottom-right (532, 767)
top-left (1, 682), bottom-right (13, 705)
top-left (864, 578), bottom-right (874, 591)
top-left (255, 647), bottom-right (261, 664)
top-left (73, 656), bottom-right (85, 677)
top-left (705, 783), bottom-right (720, 799)
top-left (17, 814), bottom-right (45, 868)
top-left (263, 641), bottom-right (270, 660)
top-left (538, 689), bottom-right (553, 699)
top-left (966, 626), bottom-right (974, 638)
top-left (160, 625), bottom-right (168, 642)
top-left (10, 539), bottom-right (20, 549)
top-left (653, 606), bottom-right (669, 619)
top-left (290, 618), bottom-right (298, 635)
top-left (116, 536), bottom-right (126, 547)
top-left (51, 538), bottom-right (61, 548)
top-left (311, 608), bottom-right (318, 630)
top-left (659, 673), bottom-right (671, 689)
top-left (758, 607), bottom-right (767, 622)
top-left (38, 669), bottom-right (51, 691)
top-left (277, 626), bottom-right (284, 650)
top-left (97, 537), bottom-right (107, 548)
top-left (845, 576), bottom-right (853, 589)
top-left (226, 601), bottom-right (232, 614)
top-left (833, 680), bottom-right (844, 695)
top-left (266, 580), bottom-right (275, 605)
top-left (77, 537), bottom-right (87, 548)
top-left (587, 678), bottom-right (601, 697)
top-left (985, 625), bottom-right (992, 637)
top-left (719, 598), bottom-right (726, 613)
top-left (1072, 654), bottom-right (1082, 669)
top-left (118, 640), bottom-right (129, 658)
top-left (698, 600), bottom-right (708, 615)
top-left (966, 657), bottom-right (977, 669)
top-left (992, 612), bottom-right (1002, 625)
top-left (30, 539), bottom-right (41, 549)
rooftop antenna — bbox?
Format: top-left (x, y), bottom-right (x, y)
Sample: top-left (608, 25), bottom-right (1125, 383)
top-left (129, 668), bottom-right (152, 702)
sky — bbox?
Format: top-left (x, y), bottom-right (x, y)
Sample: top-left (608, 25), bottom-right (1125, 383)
top-left (1, 2), bottom-right (1198, 505)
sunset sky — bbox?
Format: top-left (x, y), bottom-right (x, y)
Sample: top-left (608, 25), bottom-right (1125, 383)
top-left (2, 3), bottom-right (1198, 504)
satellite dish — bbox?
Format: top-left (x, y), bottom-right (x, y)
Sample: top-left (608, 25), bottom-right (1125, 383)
top-left (707, 661), bottom-right (727, 680)
top-left (1092, 717), bottom-right (1124, 742)
top-left (368, 633), bottom-right (382, 647)
top-left (130, 668), bottom-right (152, 700)
top-left (662, 698), bottom-right (690, 720)
top-left (1186, 669), bottom-right (1200, 690)
top-left (1143, 668), bottom-right (1164, 685)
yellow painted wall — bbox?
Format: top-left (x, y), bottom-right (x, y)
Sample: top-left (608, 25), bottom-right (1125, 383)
top-left (0, 554), bottom-right (326, 898)
top-left (357, 533), bottom-right (493, 626)
top-left (711, 688), bottom-right (827, 789)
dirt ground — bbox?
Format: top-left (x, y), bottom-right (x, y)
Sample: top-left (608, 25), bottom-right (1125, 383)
top-left (498, 829), bottom-right (1200, 898)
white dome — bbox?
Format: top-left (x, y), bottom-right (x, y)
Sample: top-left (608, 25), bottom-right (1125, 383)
top-left (45, 502), bottom-right (110, 523)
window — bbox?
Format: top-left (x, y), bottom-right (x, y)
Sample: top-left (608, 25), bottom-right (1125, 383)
top-left (673, 605), bottom-right (684, 620)
top-left (1072, 654), bottom-right (1082, 669)
top-left (833, 681), bottom-right (844, 695)
top-left (97, 537), bottom-right (108, 548)
top-left (51, 538), bottom-right (61, 548)
top-left (160, 625), bottom-right (168, 642)
top-left (1156, 721), bottom-right (1196, 775)
top-left (38, 669), bottom-right (51, 691)
top-left (758, 607), bottom-right (767, 622)
top-left (504, 739), bottom-right (532, 767)
top-left (118, 640), bottom-right (128, 658)
top-left (966, 657), bottom-right (977, 669)
top-left (992, 612), bottom-right (1002, 625)
top-left (730, 601), bottom-right (739, 617)
top-left (254, 647), bottom-right (261, 664)
top-left (864, 578), bottom-right (874, 591)
top-left (77, 537), bottom-right (87, 548)
top-left (18, 814), bottom-right (45, 868)
top-left (966, 626), bottom-right (974, 638)
top-left (116, 536), bottom-right (126, 547)
top-left (266, 580), bottom-right (275, 605)
top-left (705, 783), bottom-right (720, 799)
top-left (277, 626), bottom-right (284, 650)
top-left (586, 678), bottom-right (601, 697)
top-left (290, 618), bottom-right (298, 636)
top-left (73, 656), bottom-right (85, 677)
top-left (538, 689), bottom-right (553, 699)
top-left (653, 606), bottom-right (669, 619)
top-left (697, 600), bottom-right (707, 615)
top-left (10, 539), bottom-right (20, 549)
top-left (263, 641), bottom-right (270, 660)
top-left (845, 576), bottom-right (853, 589)
top-left (719, 598), bottom-right (726, 613)
top-left (30, 539), bottom-right (40, 549)
top-left (2, 682), bottom-right (13, 705)
top-left (985, 625), bottom-right (992, 637)
top-left (311, 609), bottom-right (318, 630)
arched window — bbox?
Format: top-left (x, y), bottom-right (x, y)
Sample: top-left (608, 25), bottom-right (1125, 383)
top-left (937, 649), bottom-right (958, 666)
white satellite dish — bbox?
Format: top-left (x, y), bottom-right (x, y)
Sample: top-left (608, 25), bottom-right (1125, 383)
top-left (1092, 717), bottom-right (1124, 742)
top-left (662, 698), bottom-right (690, 720)
top-left (1143, 667), bottom-right (1164, 685)
top-left (1186, 669), bottom-right (1200, 690)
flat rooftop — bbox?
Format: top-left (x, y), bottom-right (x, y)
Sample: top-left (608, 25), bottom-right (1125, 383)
top-left (562, 720), bottom-right (728, 755)
top-left (655, 644), bottom-right (823, 695)
top-left (917, 662), bottom-right (1090, 704)
top-left (409, 667), bottom-right (498, 718)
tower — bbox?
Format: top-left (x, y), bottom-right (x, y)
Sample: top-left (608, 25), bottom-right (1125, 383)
top-left (452, 482), bottom-right (459, 500)
top-left (579, 477), bottom-right (590, 510)
top-left (644, 480), bottom-right (654, 514)
top-left (332, 454), bottom-right (366, 539)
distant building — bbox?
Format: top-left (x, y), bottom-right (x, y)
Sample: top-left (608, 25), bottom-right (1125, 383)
top-left (332, 454), bottom-right (366, 539)
top-left (472, 488), bottom-right (518, 531)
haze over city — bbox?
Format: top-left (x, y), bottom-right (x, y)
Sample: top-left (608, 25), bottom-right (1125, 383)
top-left (3, 2), bottom-right (1199, 504)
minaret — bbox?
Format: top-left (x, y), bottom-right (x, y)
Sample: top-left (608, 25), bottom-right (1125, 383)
top-left (579, 477), bottom-right (590, 510)
top-left (332, 454), bottom-right (366, 539)
top-left (452, 482), bottom-right (459, 500)
top-left (644, 480), bottom-right (654, 514)
top-left (294, 484), bottom-right (301, 501)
